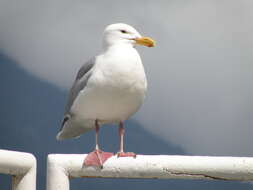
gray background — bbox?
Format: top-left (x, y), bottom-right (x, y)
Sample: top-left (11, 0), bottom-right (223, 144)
top-left (1, 0), bottom-right (253, 189)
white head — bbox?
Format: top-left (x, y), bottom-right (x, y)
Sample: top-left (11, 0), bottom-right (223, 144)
top-left (102, 23), bottom-right (155, 49)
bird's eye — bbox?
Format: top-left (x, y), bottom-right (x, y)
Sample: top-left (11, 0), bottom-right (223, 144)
top-left (120, 30), bottom-right (127, 34)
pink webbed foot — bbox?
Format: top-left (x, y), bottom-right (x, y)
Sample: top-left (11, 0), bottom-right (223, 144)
top-left (84, 149), bottom-right (113, 168)
top-left (117, 152), bottom-right (136, 158)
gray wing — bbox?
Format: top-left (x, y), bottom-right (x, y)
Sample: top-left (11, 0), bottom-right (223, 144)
top-left (64, 57), bottom-right (96, 115)
top-left (57, 57), bottom-right (96, 140)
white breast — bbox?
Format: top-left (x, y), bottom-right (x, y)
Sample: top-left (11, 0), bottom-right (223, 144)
top-left (72, 44), bottom-right (147, 124)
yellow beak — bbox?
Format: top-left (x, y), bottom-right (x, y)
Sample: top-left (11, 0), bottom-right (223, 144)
top-left (134, 37), bottom-right (155, 47)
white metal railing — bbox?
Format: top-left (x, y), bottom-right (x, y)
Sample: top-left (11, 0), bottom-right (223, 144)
top-left (0, 149), bottom-right (36, 190)
top-left (46, 154), bottom-right (253, 190)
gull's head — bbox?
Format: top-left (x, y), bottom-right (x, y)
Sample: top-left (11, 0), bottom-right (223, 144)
top-left (102, 23), bottom-right (155, 48)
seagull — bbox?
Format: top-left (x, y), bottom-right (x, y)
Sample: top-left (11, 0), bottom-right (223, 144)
top-left (57, 23), bottom-right (155, 167)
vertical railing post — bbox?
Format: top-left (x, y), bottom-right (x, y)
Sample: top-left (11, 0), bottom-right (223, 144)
top-left (0, 149), bottom-right (36, 190)
top-left (47, 154), bottom-right (70, 190)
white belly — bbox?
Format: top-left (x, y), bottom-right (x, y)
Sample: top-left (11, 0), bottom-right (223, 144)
top-left (74, 82), bottom-right (145, 123)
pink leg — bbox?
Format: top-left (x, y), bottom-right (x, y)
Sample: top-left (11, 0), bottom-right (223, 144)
top-left (117, 122), bottom-right (136, 158)
top-left (83, 120), bottom-right (113, 168)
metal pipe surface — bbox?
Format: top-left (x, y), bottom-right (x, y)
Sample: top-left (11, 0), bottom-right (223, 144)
top-left (47, 154), bottom-right (253, 190)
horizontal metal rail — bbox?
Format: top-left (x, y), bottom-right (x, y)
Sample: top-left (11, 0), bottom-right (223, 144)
top-left (0, 149), bottom-right (36, 190)
top-left (47, 154), bottom-right (253, 190)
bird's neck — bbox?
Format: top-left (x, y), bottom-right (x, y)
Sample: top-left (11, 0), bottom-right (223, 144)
top-left (102, 43), bottom-right (134, 53)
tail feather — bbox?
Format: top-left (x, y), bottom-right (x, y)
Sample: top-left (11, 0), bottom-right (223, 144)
top-left (56, 117), bottom-right (93, 140)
